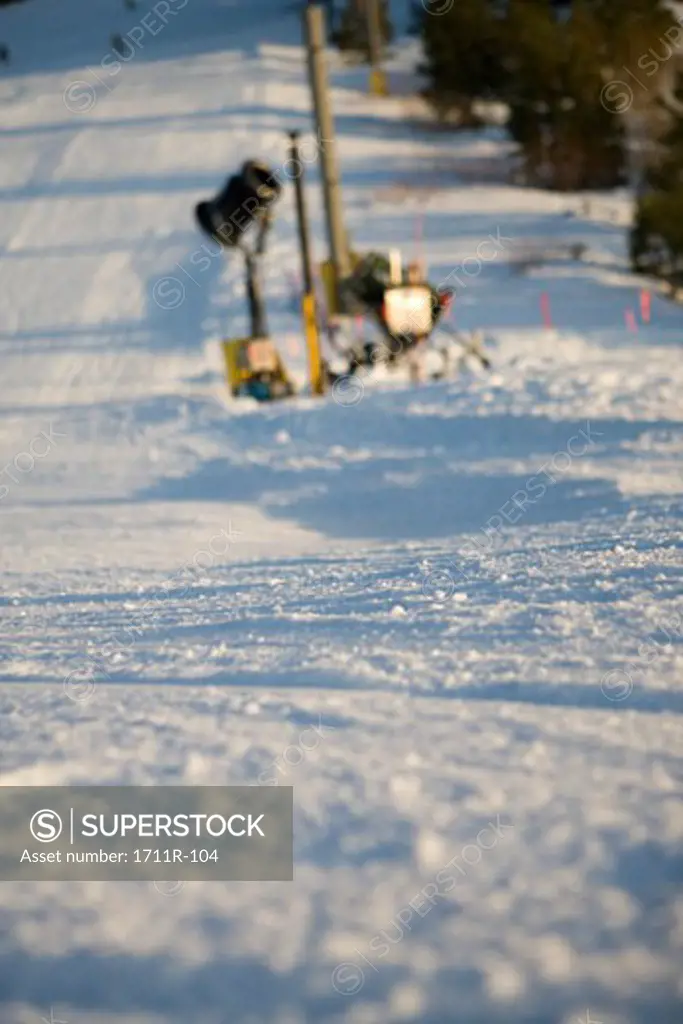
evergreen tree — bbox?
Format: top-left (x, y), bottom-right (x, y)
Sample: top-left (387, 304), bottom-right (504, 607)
top-left (418, 0), bottom-right (505, 125)
top-left (417, 0), bottom-right (679, 189)
top-left (584, 0), bottom-right (679, 78)
top-left (632, 87), bottom-right (683, 290)
top-left (332, 0), bottom-right (394, 60)
top-left (504, 0), bottom-right (563, 180)
top-left (504, 0), bottom-right (627, 189)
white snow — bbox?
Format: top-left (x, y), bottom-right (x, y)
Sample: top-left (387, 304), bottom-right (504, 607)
top-left (1, 1), bottom-right (682, 1023)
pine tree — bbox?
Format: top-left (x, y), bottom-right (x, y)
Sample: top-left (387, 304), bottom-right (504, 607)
top-left (504, 0), bottom-right (563, 180)
top-left (505, 0), bottom-right (627, 190)
top-left (416, 0), bottom-right (676, 189)
top-left (584, 0), bottom-right (679, 77)
top-left (418, 0), bottom-right (505, 125)
top-left (632, 86), bottom-right (683, 290)
top-left (332, 0), bottom-right (394, 60)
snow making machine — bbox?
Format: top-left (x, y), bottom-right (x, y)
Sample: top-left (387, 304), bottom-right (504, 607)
top-left (195, 159), bottom-right (295, 403)
top-left (320, 249), bottom-right (491, 379)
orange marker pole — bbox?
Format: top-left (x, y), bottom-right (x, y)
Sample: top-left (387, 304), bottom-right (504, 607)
top-left (540, 291), bottom-right (552, 328)
top-left (625, 308), bottom-right (638, 333)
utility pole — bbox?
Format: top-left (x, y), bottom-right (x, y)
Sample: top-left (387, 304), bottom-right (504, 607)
top-left (365, 0), bottom-right (387, 96)
top-left (304, 4), bottom-right (350, 313)
top-left (289, 133), bottom-right (315, 298)
top-left (288, 131), bottom-right (324, 395)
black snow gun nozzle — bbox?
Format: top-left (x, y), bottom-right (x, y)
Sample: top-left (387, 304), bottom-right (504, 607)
top-left (194, 157), bottom-right (283, 342)
top-left (195, 160), bottom-right (283, 249)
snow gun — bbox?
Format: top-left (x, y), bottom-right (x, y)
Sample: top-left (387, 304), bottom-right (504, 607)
top-left (195, 160), bottom-right (294, 402)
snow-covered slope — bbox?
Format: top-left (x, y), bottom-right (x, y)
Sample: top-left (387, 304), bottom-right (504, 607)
top-left (1, 2), bottom-right (682, 1023)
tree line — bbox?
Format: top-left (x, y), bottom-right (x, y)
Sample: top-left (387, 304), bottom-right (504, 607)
top-left (332, 0), bottom-right (683, 290)
top-left (412, 0), bottom-right (683, 293)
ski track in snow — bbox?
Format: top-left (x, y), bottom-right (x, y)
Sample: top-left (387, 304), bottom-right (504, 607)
top-left (0, 2), bottom-right (682, 1023)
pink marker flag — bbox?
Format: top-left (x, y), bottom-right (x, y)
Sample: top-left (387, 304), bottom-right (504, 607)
top-left (640, 289), bottom-right (651, 323)
top-left (540, 291), bottom-right (552, 328)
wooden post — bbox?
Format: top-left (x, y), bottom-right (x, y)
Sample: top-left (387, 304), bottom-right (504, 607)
top-left (305, 4), bottom-right (350, 312)
top-left (366, 0), bottom-right (387, 96)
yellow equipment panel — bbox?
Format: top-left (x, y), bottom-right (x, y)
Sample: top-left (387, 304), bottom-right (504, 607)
top-left (221, 337), bottom-right (292, 398)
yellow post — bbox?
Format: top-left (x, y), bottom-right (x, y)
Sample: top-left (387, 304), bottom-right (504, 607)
top-left (302, 292), bottom-right (324, 395)
top-left (222, 338), bottom-right (244, 395)
top-left (369, 68), bottom-right (388, 97)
